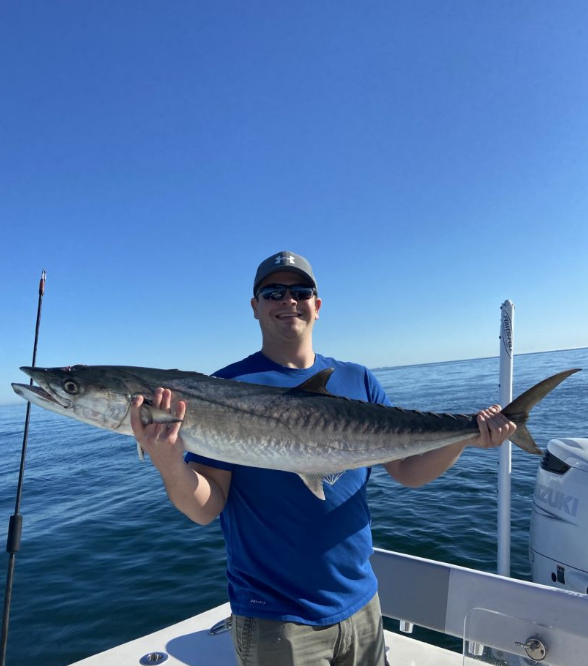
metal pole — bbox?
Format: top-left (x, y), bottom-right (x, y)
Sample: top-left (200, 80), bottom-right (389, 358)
top-left (497, 299), bottom-right (514, 576)
top-left (1, 270), bottom-right (46, 666)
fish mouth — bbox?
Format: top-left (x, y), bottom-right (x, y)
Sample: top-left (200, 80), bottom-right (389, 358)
top-left (11, 383), bottom-right (72, 409)
top-left (18, 366), bottom-right (74, 408)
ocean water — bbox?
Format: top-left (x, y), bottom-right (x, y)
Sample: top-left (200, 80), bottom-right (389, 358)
top-left (1, 348), bottom-right (586, 665)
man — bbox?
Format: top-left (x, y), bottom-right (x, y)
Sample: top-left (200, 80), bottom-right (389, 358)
top-left (131, 251), bottom-right (516, 666)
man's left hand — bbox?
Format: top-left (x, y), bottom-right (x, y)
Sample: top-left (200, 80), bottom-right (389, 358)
top-left (474, 405), bottom-right (517, 449)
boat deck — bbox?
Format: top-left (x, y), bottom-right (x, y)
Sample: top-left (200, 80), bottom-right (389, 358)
top-left (68, 602), bottom-right (461, 666)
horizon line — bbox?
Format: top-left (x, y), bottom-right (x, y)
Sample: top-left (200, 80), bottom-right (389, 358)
top-left (370, 345), bottom-right (587, 373)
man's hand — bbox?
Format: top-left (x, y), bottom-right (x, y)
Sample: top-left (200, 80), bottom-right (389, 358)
top-left (130, 389), bottom-right (228, 524)
top-left (474, 405), bottom-right (517, 449)
top-left (130, 387), bottom-right (187, 471)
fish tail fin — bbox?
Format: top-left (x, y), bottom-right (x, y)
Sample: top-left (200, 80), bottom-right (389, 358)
top-left (502, 368), bottom-right (581, 455)
top-left (508, 423), bottom-right (540, 455)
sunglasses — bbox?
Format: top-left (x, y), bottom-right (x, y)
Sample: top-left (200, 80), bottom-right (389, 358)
top-left (256, 283), bottom-right (317, 301)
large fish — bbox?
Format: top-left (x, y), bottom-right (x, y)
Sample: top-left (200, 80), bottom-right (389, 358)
top-left (12, 365), bottom-right (580, 500)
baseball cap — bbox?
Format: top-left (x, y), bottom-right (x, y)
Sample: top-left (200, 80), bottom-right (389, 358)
top-left (253, 251), bottom-right (317, 296)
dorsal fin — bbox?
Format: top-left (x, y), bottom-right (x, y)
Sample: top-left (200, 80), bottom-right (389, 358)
top-left (294, 368), bottom-right (335, 395)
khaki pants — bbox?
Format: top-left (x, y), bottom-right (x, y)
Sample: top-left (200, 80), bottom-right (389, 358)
top-left (231, 593), bottom-right (387, 666)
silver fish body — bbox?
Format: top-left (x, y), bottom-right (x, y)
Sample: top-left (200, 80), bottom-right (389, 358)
top-left (12, 365), bottom-right (580, 499)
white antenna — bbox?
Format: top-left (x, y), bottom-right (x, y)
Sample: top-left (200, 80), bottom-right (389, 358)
top-left (498, 300), bottom-right (514, 576)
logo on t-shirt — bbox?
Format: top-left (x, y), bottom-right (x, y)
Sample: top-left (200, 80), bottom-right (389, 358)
top-left (324, 472), bottom-right (345, 486)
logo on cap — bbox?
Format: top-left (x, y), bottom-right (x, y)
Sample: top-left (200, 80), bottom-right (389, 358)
top-left (274, 254), bottom-right (296, 266)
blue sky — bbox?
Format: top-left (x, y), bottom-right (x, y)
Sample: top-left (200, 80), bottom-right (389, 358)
top-left (1, 1), bottom-right (587, 404)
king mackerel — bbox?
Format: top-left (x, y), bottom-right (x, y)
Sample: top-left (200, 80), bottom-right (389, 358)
top-left (13, 364), bottom-right (579, 500)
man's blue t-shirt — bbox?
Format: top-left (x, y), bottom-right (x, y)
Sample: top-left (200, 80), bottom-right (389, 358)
top-left (185, 352), bottom-right (392, 625)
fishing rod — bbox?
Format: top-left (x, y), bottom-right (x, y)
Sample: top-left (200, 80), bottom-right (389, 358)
top-left (1, 270), bottom-right (46, 666)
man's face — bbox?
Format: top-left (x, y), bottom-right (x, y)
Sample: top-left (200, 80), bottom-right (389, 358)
top-left (251, 271), bottom-right (322, 343)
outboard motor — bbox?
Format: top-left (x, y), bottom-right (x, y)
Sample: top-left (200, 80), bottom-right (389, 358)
top-left (530, 438), bottom-right (588, 594)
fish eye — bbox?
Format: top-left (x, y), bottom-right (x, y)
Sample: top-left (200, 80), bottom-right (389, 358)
top-left (63, 380), bottom-right (80, 395)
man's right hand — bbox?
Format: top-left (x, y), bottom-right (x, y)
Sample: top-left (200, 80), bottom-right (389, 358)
top-left (130, 387), bottom-right (187, 472)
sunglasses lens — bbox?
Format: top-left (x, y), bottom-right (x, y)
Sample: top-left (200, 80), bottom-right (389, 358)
top-left (258, 284), bottom-right (315, 300)
top-left (290, 287), bottom-right (314, 300)
top-left (260, 286), bottom-right (287, 300)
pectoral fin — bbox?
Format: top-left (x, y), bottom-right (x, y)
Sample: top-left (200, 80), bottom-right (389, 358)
top-left (139, 403), bottom-right (183, 427)
top-left (297, 473), bottom-right (326, 500)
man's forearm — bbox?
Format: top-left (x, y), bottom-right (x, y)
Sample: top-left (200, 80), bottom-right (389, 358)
top-left (158, 461), bottom-right (227, 525)
top-left (383, 440), bottom-right (468, 488)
